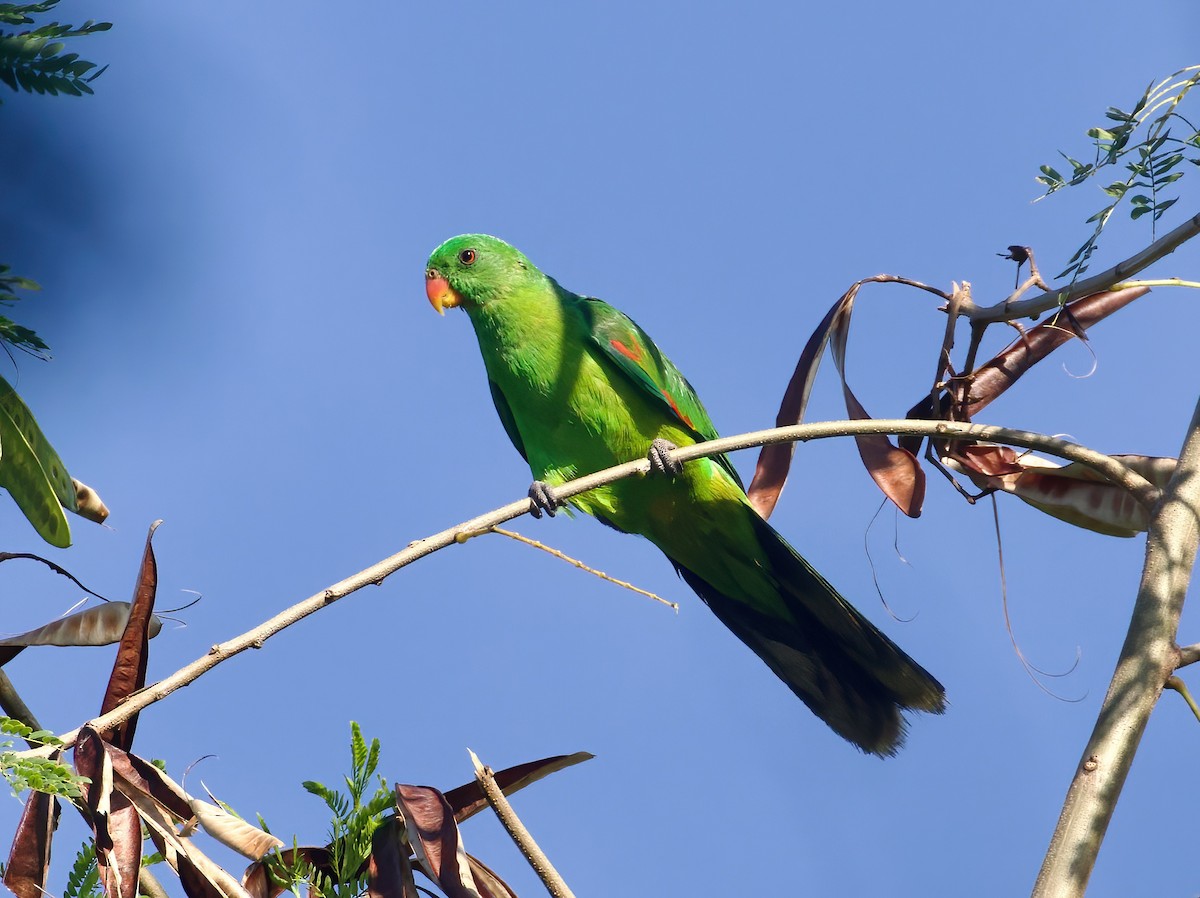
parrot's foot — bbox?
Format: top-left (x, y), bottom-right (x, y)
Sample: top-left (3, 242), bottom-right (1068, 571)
top-left (528, 481), bottom-right (560, 519)
top-left (647, 438), bottom-right (683, 476)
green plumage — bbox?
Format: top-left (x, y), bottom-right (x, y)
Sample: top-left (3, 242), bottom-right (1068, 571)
top-left (426, 234), bottom-right (945, 755)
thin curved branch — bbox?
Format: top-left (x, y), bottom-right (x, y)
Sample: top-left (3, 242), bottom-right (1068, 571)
top-left (1032, 395), bottom-right (1200, 898)
top-left (958, 210), bottom-right (1200, 324)
top-left (11, 418), bottom-right (1160, 757)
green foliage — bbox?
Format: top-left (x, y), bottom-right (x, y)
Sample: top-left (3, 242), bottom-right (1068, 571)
top-left (0, 265), bottom-right (49, 359)
top-left (0, 3), bottom-right (105, 546)
top-left (63, 842), bottom-right (102, 898)
top-left (1036, 65), bottom-right (1200, 281)
top-left (0, 1), bottom-right (110, 99)
top-left (281, 723), bottom-right (395, 898)
top-left (0, 717), bottom-right (88, 799)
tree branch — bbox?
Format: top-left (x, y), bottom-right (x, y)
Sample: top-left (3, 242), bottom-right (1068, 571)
top-left (959, 210), bottom-right (1200, 324)
top-left (10, 418), bottom-right (1160, 758)
top-left (1032, 395), bottom-right (1200, 898)
top-left (469, 750), bottom-right (576, 898)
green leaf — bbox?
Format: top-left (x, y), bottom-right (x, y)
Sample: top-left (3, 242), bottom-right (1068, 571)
top-left (349, 722), bottom-right (367, 780)
top-left (1059, 152), bottom-right (1087, 172)
top-left (63, 842), bottom-right (101, 898)
top-left (0, 375), bottom-right (73, 545)
top-left (1154, 197), bottom-right (1178, 216)
top-left (0, 373), bottom-right (74, 508)
top-left (1039, 164), bottom-right (1064, 183)
top-left (0, 718), bottom-right (34, 739)
top-left (1087, 127), bottom-right (1116, 141)
top-left (1155, 152), bottom-right (1185, 173)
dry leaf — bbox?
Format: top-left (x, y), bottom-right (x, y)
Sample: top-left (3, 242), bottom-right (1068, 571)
top-left (100, 521), bottom-right (162, 749)
top-left (188, 793), bottom-right (285, 860)
top-left (75, 728), bottom-right (142, 898)
top-left (946, 446), bottom-right (1171, 536)
top-left (443, 751), bottom-right (593, 823)
top-left (367, 818), bottom-right (419, 898)
top-left (3, 771), bottom-right (60, 898)
top-left (749, 278), bottom-right (925, 519)
top-left (396, 785), bottom-right (482, 898)
top-left (0, 602), bottom-right (163, 649)
top-left (72, 478), bottom-right (110, 523)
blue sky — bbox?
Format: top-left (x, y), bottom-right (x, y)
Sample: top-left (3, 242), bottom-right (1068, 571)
top-left (1, 2), bottom-right (1198, 895)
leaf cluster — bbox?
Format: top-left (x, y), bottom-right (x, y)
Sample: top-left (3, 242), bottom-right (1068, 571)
top-left (1036, 65), bottom-right (1200, 280)
top-left (0, 4), bottom-right (109, 546)
top-left (62, 842), bottom-right (101, 898)
top-left (0, 718), bottom-right (85, 799)
top-left (251, 732), bottom-right (591, 898)
top-left (0, 266), bottom-right (48, 358)
top-left (294, 722), bottom-right (395, 898)
top-left (0, 1), bottom-right (109, 99)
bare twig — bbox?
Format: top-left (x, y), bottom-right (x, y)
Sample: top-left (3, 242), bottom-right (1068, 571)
top-left (460, 526), bottom-right (678, 610)
top-left (1112, 278), bottom-right (1200, 290)
top-left (10, 418), bottom-right (1160, 759)
top-left (468, 749), bottom-right (576, 898)
top-left (1032, 395), bottom-right (1200, 898)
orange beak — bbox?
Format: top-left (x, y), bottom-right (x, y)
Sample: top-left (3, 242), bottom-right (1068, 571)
top-left (425, 271), bottom-right (461, 315)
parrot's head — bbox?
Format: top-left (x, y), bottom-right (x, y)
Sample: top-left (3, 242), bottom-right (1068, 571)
top-left (425, 234), bottom-right (538, 315)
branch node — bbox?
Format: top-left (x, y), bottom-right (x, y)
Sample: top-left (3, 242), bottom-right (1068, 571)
top-left (1177, 642), bottom-right (1200, 668)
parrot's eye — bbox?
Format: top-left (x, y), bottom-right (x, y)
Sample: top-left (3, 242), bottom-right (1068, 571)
top-left (458, 249), bottom-right (477, 265)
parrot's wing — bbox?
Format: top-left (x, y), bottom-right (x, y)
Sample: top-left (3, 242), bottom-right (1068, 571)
top-left (488, 377), bottom-right (528, 463)
top-left (580, 297), bottom-right (744, 490)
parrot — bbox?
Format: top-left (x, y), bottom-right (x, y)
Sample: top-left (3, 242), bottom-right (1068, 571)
top-left (425, 234), bottom-right (945, 755)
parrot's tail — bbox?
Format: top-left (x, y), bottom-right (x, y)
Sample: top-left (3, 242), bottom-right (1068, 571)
top-left (672, 509), bottom-right (946, 756)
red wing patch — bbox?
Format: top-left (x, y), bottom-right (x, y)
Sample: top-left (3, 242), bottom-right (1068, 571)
top-left (661, 389), bottom-right (695, 428)
top-left (609, 336), bottom-right (695, 429)
top-left (610, 338), bottom-right (644, 362)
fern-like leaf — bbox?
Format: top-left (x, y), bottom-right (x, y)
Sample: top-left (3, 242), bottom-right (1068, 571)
top-left (63, 842), bottom-right (101, 898)
top-left (1036, 65), bottom-right (1200, 282)
top-left (0, 1), bottom-right (111, 102)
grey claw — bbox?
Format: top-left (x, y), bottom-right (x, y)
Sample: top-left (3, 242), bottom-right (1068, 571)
top-left (648, 438), bottom-right (683, 475)
top-left (528, 481), bottom-right (559, 518)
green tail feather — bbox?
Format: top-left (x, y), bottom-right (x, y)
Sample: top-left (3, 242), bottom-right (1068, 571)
top-left (672, 509), bottom-right (945, 757)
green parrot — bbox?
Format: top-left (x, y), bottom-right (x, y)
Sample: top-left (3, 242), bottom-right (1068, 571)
top-left (425, 234), bottom-right (945, 755)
